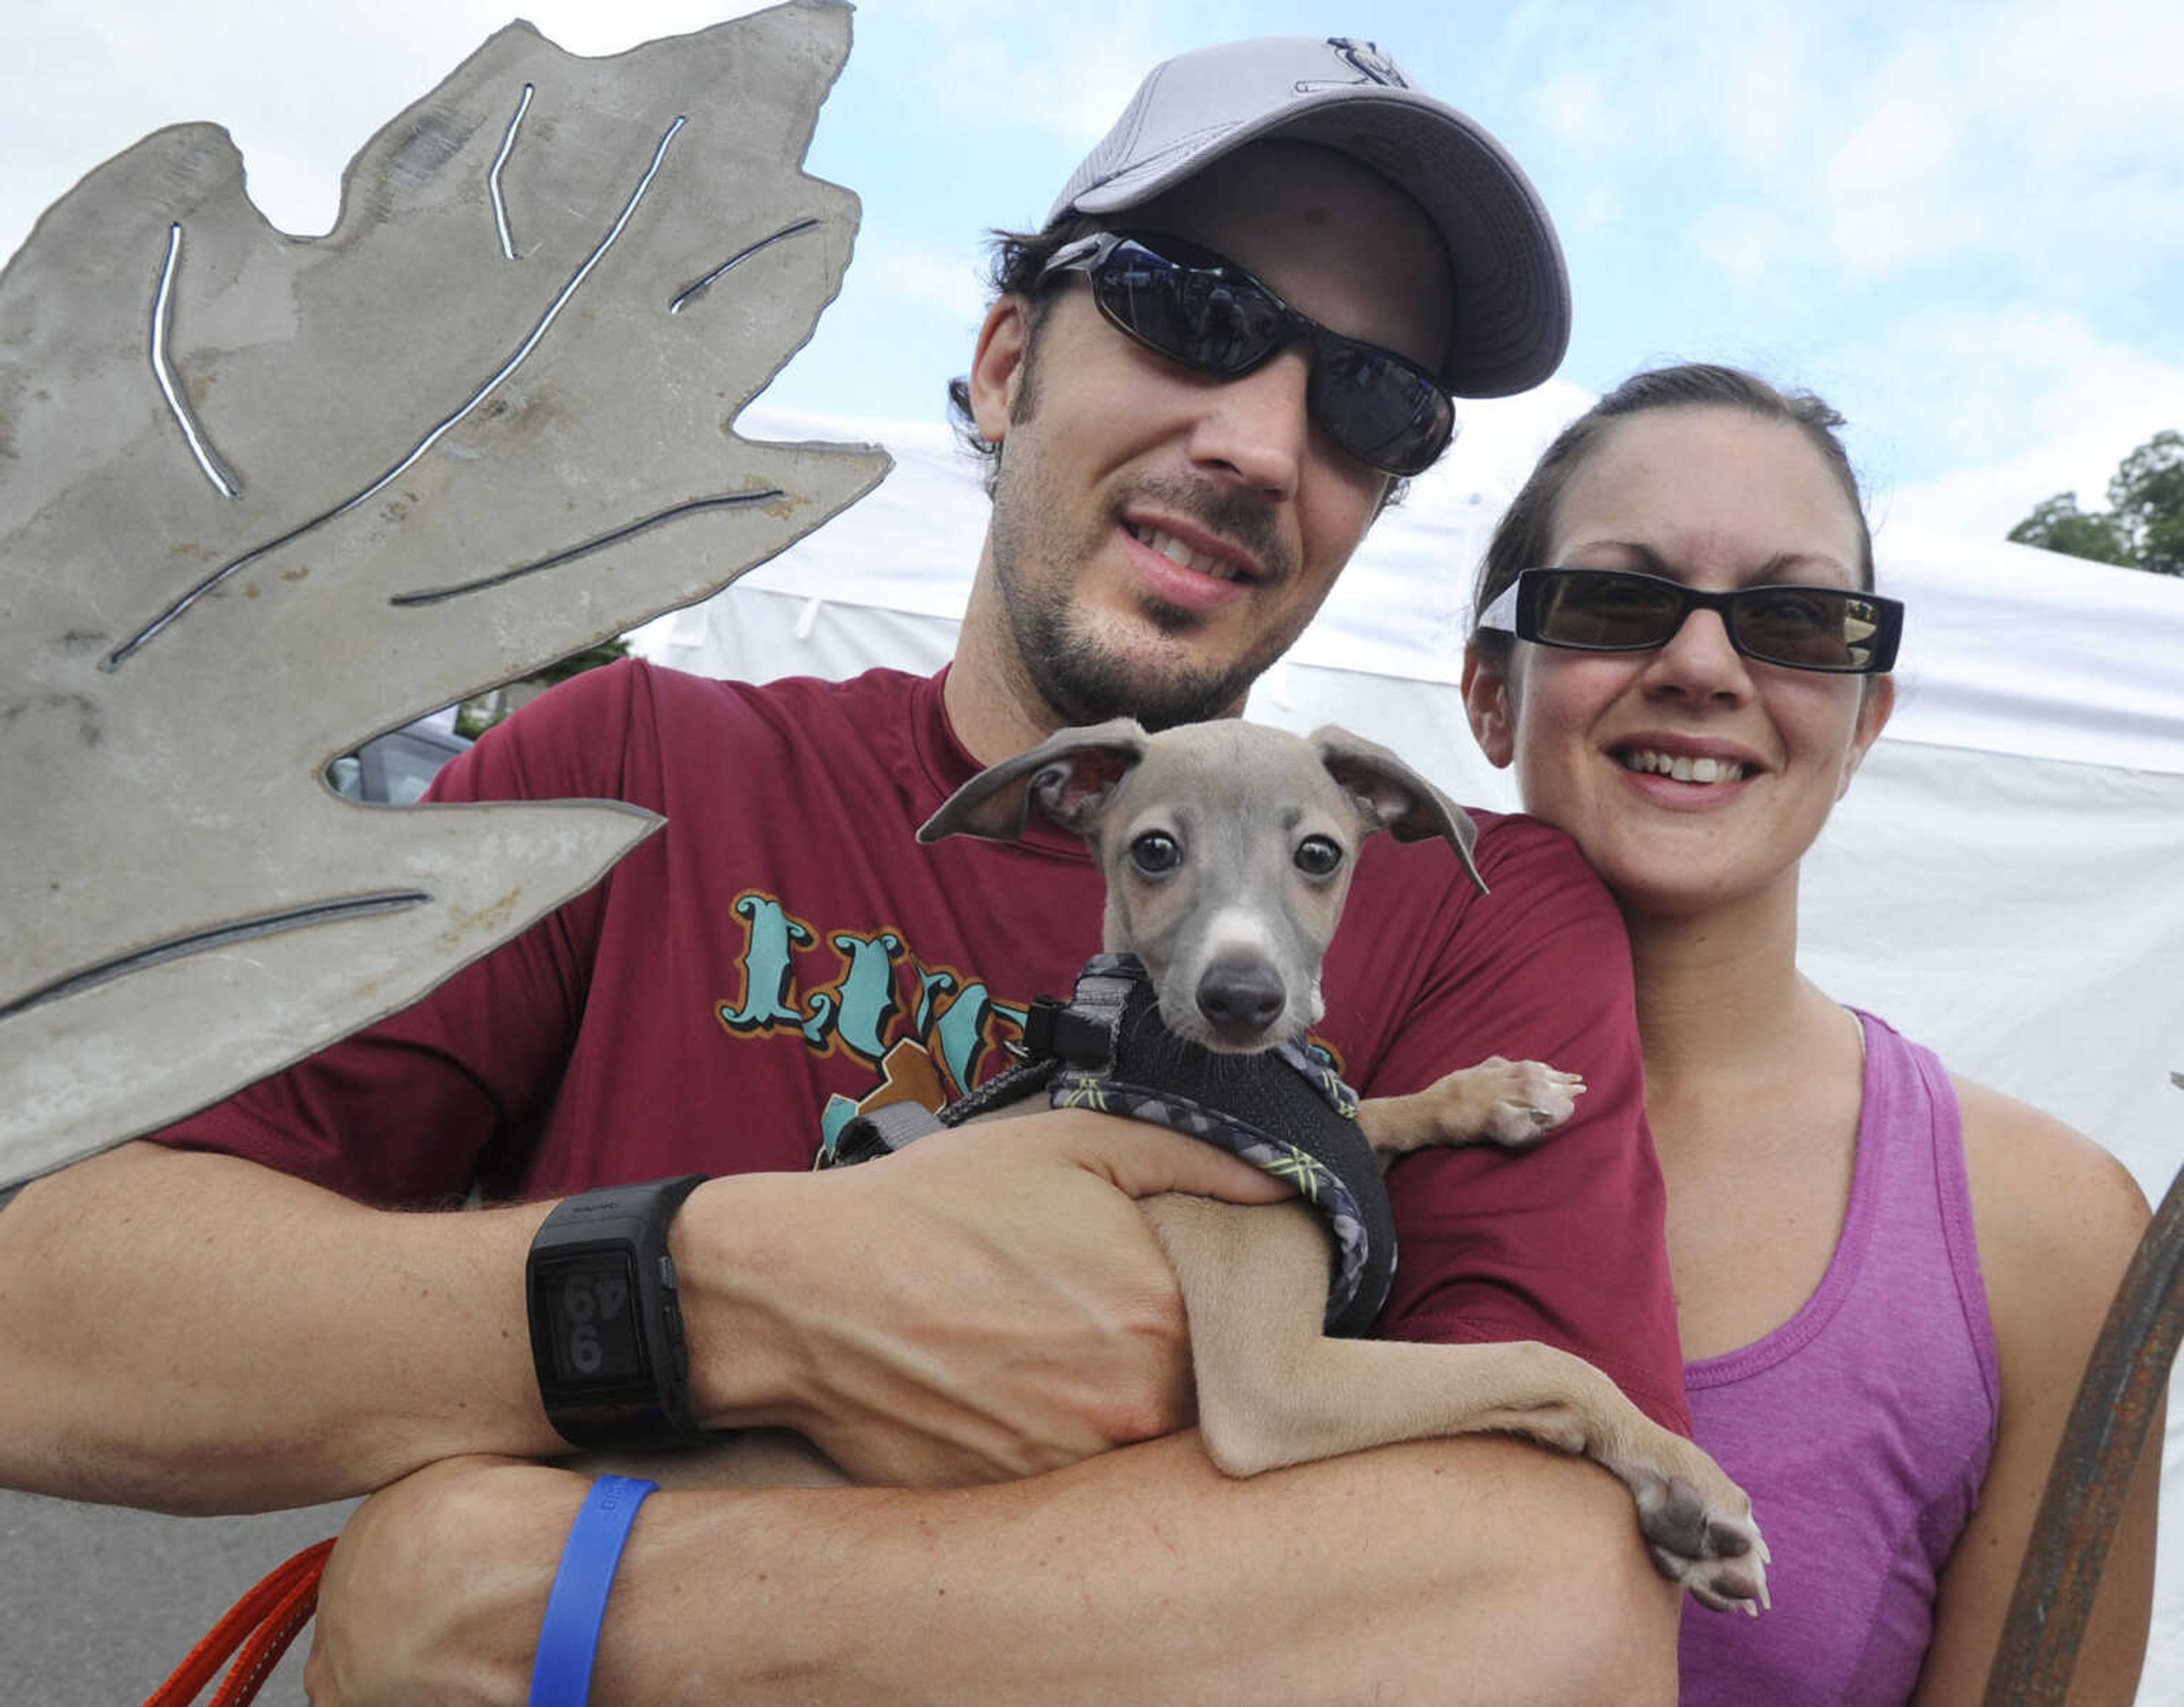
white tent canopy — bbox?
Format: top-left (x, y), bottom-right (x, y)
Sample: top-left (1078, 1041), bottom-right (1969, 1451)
top-left (640, 400), bottom-right (2184, 1701)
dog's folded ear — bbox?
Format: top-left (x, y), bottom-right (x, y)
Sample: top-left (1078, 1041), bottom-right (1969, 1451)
top-left (919, 718), bottom-right (1148, 844)
top-left (1310, 725), bottom-right (1488, 896)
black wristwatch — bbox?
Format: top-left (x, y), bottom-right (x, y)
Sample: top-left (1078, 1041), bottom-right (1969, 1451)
top-left (526, 1174), bottom-right (712, 1451)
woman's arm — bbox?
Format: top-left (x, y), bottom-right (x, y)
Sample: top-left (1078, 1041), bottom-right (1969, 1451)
top-left (1912, 1078), bottom-right (2158, 1705)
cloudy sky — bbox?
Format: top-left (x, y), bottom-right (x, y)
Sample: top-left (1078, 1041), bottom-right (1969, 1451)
top-left (5, 0), bottom-right (2181, 551)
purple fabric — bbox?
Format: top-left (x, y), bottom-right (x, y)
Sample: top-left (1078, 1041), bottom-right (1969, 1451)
top-left (1678, 1012), bottom-right (2000, 1705)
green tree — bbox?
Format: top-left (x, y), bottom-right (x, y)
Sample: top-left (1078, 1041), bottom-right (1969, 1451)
top-left (2010, 430), bottom-right (2184, 577)
top-left (2007, 493), bottom-right (2135, 566)
top-left (2108, 429), bottom-right (2184, 577)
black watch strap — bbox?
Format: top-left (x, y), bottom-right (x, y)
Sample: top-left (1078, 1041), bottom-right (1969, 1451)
top-left (526, 1174), bottom-right (711, 1452)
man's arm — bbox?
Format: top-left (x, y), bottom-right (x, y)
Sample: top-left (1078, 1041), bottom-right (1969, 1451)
top-left (0, 1115), bottom-right (1284, 1512)
top-left (0, 1140), bottom-right (553, 1511)
top-left (305, 1436), bottom-right (1681, 1706)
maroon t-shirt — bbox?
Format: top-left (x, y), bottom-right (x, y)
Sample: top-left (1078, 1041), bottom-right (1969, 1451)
top-left (157, 660), bottom-right (1689, 1433)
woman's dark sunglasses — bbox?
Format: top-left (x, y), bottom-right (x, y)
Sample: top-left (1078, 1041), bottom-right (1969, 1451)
top-left (1477, 567), bottom-right (1904, 674)
top-left (1037, 230), bottom-right (1457, 478)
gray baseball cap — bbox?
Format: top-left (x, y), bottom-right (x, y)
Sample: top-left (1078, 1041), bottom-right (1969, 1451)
top-left (1048, 36), bottom-right (1570, 399)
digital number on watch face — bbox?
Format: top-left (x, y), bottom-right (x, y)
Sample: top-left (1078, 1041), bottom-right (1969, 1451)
top-left (534, 1252), bottom-right (646, 1384)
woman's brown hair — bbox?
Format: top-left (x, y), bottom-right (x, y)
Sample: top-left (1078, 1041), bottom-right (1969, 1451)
top-left (1470, 363), bottom-right (1874, 663)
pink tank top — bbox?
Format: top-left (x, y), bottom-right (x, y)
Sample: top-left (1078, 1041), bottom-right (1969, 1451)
top-left (1678, 1012), bottom-right (2000, 1705)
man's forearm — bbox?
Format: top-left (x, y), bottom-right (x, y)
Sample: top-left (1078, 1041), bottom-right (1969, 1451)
top-left (0, 1141), bottom-right (568, 1511)
top-left (607, 1435), bottom-right (1680, 1705)
top-left (0, 1117), bottom-right (1268, 1514)
top-left (316, 1433), bottom-right (1680, 1706)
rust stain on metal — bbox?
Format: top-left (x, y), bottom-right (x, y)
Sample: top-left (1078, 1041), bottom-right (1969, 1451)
top-left (437, 888), bottom-right (523, 950)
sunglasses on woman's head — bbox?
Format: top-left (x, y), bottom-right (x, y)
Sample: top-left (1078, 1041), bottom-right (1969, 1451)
top-left (1036, 231), bottom-right (1458, 478)
top-left (1476, 567), bottom-right (1904, 674)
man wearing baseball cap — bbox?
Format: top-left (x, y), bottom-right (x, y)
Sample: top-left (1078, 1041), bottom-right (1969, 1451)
top-left (1044, 34), bottom-right (1568, 397)
top-left (5, 36), bottom-right (1690, 1702)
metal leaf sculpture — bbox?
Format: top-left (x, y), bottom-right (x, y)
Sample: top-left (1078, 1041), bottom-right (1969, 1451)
top-left (0, 0), bottom-right (888, 1187)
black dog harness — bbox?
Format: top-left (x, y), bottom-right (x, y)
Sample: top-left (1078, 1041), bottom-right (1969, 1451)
top-left (819, 954), bottom-right (1397, 1336)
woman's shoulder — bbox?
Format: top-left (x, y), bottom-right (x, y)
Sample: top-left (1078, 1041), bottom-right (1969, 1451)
top-left (1949, 1073), bottom-right (2149, 1374)
top-left (1895, 1075), bottom-right (2161, 1701)
top-left (1951, 1074), bottom-right (2149, 1255)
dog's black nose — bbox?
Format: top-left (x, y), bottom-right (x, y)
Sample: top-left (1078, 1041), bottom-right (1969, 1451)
top-left (1196, 959), bottom-right (1286, 1042)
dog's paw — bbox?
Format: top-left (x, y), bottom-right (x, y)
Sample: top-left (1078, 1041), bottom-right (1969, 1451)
top-left (1479, 1059), bottom-right (1586, 1147)
top-left (1613, 1447), bottom-right (1772, 1616)
top-left (1641, 1477), bottom-right (1771, 1614)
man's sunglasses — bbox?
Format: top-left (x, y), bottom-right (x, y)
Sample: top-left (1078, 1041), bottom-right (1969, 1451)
top-left (1476, 567), bottom-right (1904, 674)
top-left (1037, 230), bottom-right (1457, 478)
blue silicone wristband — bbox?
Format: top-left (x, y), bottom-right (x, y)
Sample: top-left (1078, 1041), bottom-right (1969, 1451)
top-left (528, 1474), bottom-right (660, 1707)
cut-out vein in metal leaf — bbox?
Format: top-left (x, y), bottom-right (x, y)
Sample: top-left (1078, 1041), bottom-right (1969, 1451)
top-left (0, 0), bottom-right (891, 1186)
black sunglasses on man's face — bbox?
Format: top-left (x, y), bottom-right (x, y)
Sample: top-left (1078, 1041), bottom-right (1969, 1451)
top-left (1476, 567), bottom-right (1904, 674)
top-left (1036, 230), bottom-right (1457, 478)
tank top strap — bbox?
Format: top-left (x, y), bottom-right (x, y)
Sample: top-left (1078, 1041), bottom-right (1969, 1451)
top-left (1684, 1009), bottom-right (1995, 1393)
top-left (1677, 1012), bottom-right (2001, 1706)
top-left (1848, 1008), bottom-right (2002, 1418)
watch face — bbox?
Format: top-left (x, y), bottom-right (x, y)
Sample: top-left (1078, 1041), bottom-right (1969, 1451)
top-left (532, 1251), bottom-right (648, 1386)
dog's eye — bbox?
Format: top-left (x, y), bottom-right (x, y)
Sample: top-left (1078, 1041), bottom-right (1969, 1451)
top-left (1293, 835), bottom-right (1343, 878)
top-left (1129, 830), bottom-right (1183, 876)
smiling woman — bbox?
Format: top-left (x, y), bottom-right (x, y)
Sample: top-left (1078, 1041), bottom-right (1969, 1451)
top-left (1460, 363), bottom-right (2160, 1706)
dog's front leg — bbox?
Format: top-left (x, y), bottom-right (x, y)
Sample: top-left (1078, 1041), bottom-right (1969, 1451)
top-left (1141, 1191), bottom-right (1769, 1614)
top-left (1356, 1055), bottom-right (1586, 1162)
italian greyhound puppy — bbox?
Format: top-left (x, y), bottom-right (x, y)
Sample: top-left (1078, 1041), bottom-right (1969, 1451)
top-left (916, 716), bottom-right (1769, 1614)
top-left (603, 718), bottom-right (1769, 1614)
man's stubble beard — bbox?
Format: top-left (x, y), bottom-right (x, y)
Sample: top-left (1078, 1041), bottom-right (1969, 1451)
top-left (985, 347), bottom-right (1306, 735)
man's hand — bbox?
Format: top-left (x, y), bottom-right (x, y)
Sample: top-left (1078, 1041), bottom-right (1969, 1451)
top-left (0, 1113), bottom-right (1283, 1511)
top-left (671, 1110), bottom-right (1289, 1486)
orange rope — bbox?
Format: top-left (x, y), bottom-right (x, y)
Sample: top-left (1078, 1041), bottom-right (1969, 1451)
top-left (141, 1538), bottom-right (334, 1707)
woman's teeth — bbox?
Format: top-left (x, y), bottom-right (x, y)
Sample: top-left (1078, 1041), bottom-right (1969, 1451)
top-left (1128, 522), bottom-right (1236, 580)
top-left (1619, 749), bottom-right (1748, 784)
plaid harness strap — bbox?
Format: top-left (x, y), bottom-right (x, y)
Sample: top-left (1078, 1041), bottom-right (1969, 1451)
top-left (819, 953), bottom-right (1397, 1337)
